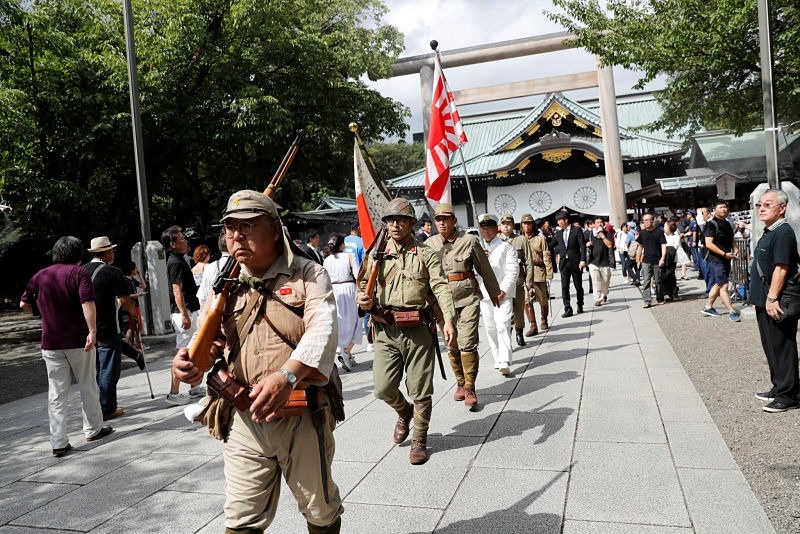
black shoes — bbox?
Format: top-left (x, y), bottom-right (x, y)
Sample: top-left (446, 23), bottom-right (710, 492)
top-left (561, 308), bottom-right (573, 318)
top-left (754, 391), bottom-right (775, 402)
top-left (515, 328), bottom-right (526, 347)
top-left (576, 305), bottom-right (584, 314)
top-left (763, 400), bottom-right (799, 413)
top-left (52, 444), bottom-right (72, 457)
top-left (86, 425), bottom-right (115, 442)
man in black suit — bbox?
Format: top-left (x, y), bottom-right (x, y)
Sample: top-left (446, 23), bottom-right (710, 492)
top-left (415, 219), bottom-right (433, 242)
top-left (554, 211), bottom-right (587, 317)
top-left (302, 231), bottom-right (323, 264)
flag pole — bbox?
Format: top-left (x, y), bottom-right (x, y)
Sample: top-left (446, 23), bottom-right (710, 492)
top-left (349, 122), bottom-right (392, 199)
top-left (432, 43), bottom-right (478, 224)
top-left (456, 146), bottom-right (478, 225)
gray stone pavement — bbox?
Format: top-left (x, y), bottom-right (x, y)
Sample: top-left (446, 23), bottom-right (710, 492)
top-left (0, 271), bottom-right (776, 533)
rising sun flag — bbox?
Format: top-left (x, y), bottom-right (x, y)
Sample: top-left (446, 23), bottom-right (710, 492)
top-left (424, 51), bottom-right (468, 207)
top-left (353, 138), bottom-right (390, 246)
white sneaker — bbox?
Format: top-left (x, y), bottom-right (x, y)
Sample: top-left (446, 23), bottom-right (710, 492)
top-left (366, 343), bottom-right (374, 352)
top-left (187, 385), bottom-right (206, 398)
top-left (166, 393), bottom-right (191, 406)
top-left (344, 352), bottom-right (357, 368)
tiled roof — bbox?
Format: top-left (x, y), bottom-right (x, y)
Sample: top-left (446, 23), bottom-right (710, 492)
top-left (316, 196), bottom-right (357, 211)
top-left (693, 129), bottom-right (800, 163)
top-left (581, 93), bottom-right (686, 143)
top-left (389, 92), bottom-right (684, 190)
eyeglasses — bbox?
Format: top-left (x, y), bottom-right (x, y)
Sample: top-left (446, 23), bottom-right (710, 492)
top-left (223, 220), bottom-right (266, 236)
top-left (385, 217), bottom-right (409, 226)
top-left (755, 202), bottom-right (781, 209)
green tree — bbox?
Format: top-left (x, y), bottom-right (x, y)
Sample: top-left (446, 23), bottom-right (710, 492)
top-left (547, 0), bottom-right (800, 136)
top-left (368, 141), bottom-right (424, 181)
top-left (0, 0), bottom-right (407, 270)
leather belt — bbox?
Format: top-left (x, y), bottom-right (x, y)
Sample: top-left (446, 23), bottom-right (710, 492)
top-left (447, 272), bottom-right (475, 282)
top-left (331, 279), bottom-right (356, 284)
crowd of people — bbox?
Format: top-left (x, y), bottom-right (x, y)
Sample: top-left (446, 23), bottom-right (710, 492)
top-left (19, 187), bottom-right (799, 534)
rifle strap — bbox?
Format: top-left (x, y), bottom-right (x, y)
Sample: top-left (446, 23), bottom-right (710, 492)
top-left (226, 287), bottom-right (270, 367)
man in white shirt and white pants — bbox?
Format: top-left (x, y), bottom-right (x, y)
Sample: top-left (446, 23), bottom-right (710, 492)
top-left (476, 214), bottom-right (519, 376)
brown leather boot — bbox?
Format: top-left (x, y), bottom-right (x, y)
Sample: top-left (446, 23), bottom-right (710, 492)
top-left (464, 387), bottom-right (478, 407)
top-left (392, 403), bottom-right (413, 444)
top-left (525, 305), bottom-right (538, 336)
top-left (409, 438), bottom-right (429, 464)
top-left (540, 301), bottom-right (550, 330)
top-left (453, 384), bottom-right (466, 401)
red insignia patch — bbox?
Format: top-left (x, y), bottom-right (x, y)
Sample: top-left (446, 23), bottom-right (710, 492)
top-left (279, 287), bottom-right (292, 295)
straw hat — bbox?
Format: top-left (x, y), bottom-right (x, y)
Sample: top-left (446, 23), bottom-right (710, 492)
top-left (87, 236), bottom-right (117, 253)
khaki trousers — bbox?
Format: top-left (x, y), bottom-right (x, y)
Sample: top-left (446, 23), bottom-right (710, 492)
top-left (512, 283), bottom-right (525, 328)
top-left (372, 323), bottom-right (435, 402)
top-left (223, 404), bottom-right (343, 531)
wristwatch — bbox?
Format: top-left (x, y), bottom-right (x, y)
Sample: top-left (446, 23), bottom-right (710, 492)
top-left (278, 368), bottom-right (297, 389)
top-left (767, 296), bottom-right (778, 303)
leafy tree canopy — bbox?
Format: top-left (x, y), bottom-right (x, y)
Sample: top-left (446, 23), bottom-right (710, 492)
top-left (0, 0), bottom-right (408, 267)
top-left (547, 0), bottom-right (800, 137)
top-left (368, 141), bottom-right (424, 182)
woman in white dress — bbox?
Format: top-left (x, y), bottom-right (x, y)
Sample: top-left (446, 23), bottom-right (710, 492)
top-left (323, 233), bottom-right (362, 371)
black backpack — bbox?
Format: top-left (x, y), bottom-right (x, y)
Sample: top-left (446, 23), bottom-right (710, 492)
top-left (701, 219), bottom-right (717, 261)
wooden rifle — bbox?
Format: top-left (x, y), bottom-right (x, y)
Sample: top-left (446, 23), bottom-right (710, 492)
top-left (362, 224), bottom-right (388, 302)
top-left (188, 134), bottom-right (301, 372)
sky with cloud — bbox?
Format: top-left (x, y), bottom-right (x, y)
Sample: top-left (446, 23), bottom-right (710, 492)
top-left (373, 0), bottom-right (662, 140)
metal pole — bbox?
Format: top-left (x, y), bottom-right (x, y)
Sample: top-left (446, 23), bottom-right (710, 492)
top-left (456, 147), bottom-right (478, 225)
top-left (123, 0), bottom-right (153, 332)
top-left (757, 0), bottom-right (780, 189)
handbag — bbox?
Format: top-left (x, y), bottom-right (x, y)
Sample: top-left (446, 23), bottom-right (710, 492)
top-left (756, 257), bottom-right (800, 323)
top-left (194, 392), bottom-right (233, 441)
top-left (776, 279), bottom-right (800, 323)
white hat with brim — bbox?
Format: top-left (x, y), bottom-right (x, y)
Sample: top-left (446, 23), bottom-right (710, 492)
top-left (87, 236), bottom-right (117, 253)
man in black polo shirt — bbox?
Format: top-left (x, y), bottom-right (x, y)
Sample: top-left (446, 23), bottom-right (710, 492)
top-left (701, 199), bottom-right (740, 321)
top-left (161, 226), bottom-right (203, 405)
top-left (750, 189), bottom-right (800, 412)
top-left (635, 213), bottom-right (666, 308)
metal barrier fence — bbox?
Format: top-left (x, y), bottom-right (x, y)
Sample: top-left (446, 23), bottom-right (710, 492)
top-left (730, 236), bottom-right (751, 302)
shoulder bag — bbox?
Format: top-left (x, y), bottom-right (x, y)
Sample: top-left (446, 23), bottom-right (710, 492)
top-left (756, 256), bottom-right (800, 323)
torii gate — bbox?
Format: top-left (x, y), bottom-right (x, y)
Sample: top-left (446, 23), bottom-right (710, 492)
top-left (391, 32), bottom-right (628, 228)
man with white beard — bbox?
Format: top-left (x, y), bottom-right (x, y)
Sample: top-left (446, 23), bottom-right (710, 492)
top-left (476, 214), bottom-right (519, 376)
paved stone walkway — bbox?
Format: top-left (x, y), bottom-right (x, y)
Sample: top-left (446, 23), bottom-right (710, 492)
top-left (0, 272), bottom-right (775, 533)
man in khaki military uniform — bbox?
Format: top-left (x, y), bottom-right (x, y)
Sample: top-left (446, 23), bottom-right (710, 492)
top-left (520, 214), bottom-right (553, 335)
top-left (499, 214), bottom-right (534, 346)
top-left (172, 190), bottom-right (343, 534)
top-left (426, 203), bottom-right (500, 408)
top-left (357, 198), bottom-right (457, 465)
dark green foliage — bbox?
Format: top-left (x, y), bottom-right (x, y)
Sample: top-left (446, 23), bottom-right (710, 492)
top-left (0, 0), bottom-right (408, 296)
top-left (547, 0), bottom-right (800, 137)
